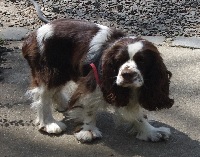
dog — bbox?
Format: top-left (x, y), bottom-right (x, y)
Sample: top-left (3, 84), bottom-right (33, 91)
top-left (22, 0), bottom-right (174, 142)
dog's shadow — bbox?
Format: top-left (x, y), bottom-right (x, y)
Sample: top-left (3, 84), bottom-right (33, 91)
top-left (62, 111), bottom-right (200, 157)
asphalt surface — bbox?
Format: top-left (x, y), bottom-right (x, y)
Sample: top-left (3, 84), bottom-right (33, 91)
top-left (0, 40), bottom-right (200, 157)
top-left (0, 1), bottom-right (200, 156)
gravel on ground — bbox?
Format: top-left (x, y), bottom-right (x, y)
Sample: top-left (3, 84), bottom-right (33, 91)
top-left (0, 0), bottom-right (199, 38)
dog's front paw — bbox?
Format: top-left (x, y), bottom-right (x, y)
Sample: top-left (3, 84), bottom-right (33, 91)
top-left (74, 128), bottom-right (102, 143)
top-left (136, 127), bottom-right (171, 142)
top-left (39, 121), bottom-right (67, 134)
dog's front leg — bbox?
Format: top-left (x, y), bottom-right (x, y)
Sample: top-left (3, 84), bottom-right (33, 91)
top-left (68, 86), bottom-right (103, 143)
top-left (131, 117), bottom-right (171, 142)
top-left (72, 107), bottom-right (102, 143)
top-left (52, 89), bottom-right (69, 112)
top-left (117, 104), bottom-right (171, 142)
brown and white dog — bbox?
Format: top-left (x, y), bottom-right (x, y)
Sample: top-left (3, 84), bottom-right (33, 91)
top-left (22, 2), bottom-right (174, 143)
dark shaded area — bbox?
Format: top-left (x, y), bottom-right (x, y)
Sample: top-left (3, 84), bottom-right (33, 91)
top-left (1, 114), bottom-right (200, 157)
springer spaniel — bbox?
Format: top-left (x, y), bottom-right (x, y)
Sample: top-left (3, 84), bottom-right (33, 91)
top-left (22, 19), bottom-right (174, 142)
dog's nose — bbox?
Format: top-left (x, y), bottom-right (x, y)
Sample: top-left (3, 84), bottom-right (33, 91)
top-left (121, 71), bottom-right (138, 80)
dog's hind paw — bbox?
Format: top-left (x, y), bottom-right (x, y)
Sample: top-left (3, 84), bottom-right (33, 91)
top-left (39, 121), bottom-right (67, 134)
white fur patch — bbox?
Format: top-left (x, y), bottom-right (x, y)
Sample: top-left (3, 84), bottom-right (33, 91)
top-left (128, 36), bottom-right (136, 39)
top-left (53, 81), bottom-right (78, 111)
top-left (74, 125), bottom-right (102, 142)
top-left (25, 87), bottom-right (42, 108)
top-left (128, 42), bottom-right (143, 59)
top-left (135, 121), bottom-right (171, 142)
top-left (116, 97), bottom-right (140, 123)
top-left (88, 24), bottom-right (111, 55)
top-left (68, 86), bottom-right (105, 121)
top-left (37, 24), bottom-right (54, 53)
top-left (41, 121), bottom-right (67, 134)
top-left (117, 103), bottom-right (171, 142)
top-left (116, 60), bottom-right (144, 87)
top-left (62, 81), bottom-right (78, 102)
top-left (26, 85), bottom-right (67, 134)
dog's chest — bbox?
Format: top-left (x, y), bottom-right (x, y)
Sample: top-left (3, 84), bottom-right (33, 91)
top-left (129, 89), bottom-right (139, 105)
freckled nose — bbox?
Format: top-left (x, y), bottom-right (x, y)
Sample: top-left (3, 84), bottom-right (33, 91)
top-left (121, 71), bottom-right (138, 80)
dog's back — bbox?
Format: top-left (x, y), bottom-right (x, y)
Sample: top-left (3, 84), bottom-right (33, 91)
top-left (22, 19), bottom-right (102, 88)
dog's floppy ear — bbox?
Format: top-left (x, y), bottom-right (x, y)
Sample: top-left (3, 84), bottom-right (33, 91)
top-left (101, 45), bottom-right (131, 107)
top-left (138, 49), bottom-right (174, 111)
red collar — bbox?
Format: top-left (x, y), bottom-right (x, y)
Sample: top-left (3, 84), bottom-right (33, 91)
top-left (90, 63), bottom-right (116, 104)
top-left (90, 63), bottom-right (101, 85)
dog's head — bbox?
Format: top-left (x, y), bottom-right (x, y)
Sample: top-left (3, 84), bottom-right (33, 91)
top-left (101, 37), bottom-right (174, 110)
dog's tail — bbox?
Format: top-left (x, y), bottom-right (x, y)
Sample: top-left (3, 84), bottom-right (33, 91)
top-left (29, 0), bottom-right (49, 23)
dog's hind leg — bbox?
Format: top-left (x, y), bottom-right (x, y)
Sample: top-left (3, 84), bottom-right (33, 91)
top-left (31, 86), bottom-right (67, 134)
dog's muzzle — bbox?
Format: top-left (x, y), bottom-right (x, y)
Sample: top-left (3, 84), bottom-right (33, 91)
top-left (116, 68), bottom-right (143, 88)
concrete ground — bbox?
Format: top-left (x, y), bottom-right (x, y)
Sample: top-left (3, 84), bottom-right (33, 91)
top-left (0, 41), bottom-right (200, 157)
